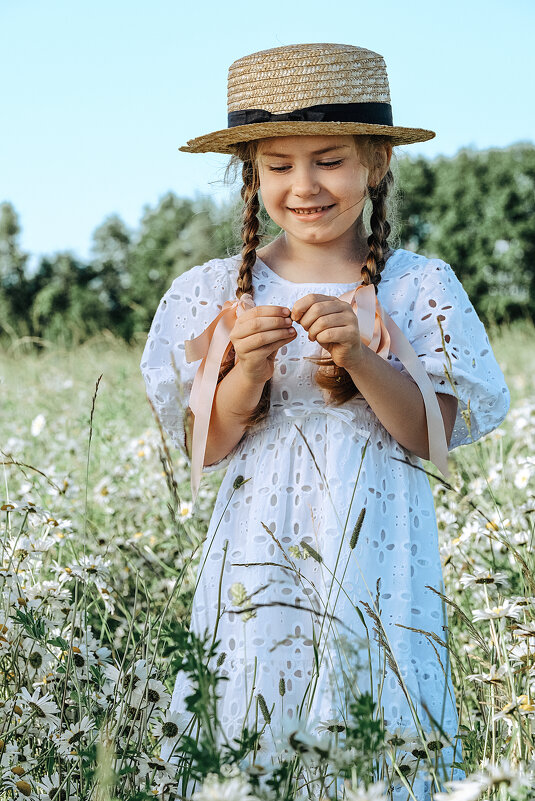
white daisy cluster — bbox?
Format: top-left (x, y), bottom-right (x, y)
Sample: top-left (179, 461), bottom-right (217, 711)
top-left (0, 500), bottom-right (187, 799)
top-left (343, 780), bottom-right (389, 800)
top-left (192, 768), bottom-right (260, 801)
top-left (428, 379), bottom-right (535, 790)
top-left (435, 757), bottom-right (535, 800)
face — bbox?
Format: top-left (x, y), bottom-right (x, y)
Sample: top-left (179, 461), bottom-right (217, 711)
top-left (256, 135), bottom-right (371, 249)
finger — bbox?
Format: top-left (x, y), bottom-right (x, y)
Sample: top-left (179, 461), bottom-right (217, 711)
top-left (237, 326), bottom-right (297, 354)
top-left (234, 317), bottom-right (294, 345)
top-left (294, 300), bottom-right (345, 331)
top-left (315, 326), bottom-right (356, 346)
top-left (307, 311), bottom-right (356, 341)
top-left (261, 332), bottom-right (299, 356)
top-left (241, 305), bottom-right (291, 321)
top-left (290, 294), bottom-right (330, 323)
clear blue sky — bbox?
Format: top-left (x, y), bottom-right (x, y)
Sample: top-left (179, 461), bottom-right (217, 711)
top-left (1, 0), bottom-right (533, 268)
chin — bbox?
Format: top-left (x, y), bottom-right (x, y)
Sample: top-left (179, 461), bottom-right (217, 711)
top-left (296, 230), bottom-right (339, 245)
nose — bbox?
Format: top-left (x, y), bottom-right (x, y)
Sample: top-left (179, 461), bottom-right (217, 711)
top-left (291, 165), bottom-right (320, 198)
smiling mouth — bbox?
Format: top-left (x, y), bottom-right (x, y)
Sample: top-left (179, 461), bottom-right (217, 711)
top-left (290, 205), bottom-right (334, 215)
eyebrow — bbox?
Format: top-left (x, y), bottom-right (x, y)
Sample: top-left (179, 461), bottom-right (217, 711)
top-left (259, 145), bottom-right (351, 158)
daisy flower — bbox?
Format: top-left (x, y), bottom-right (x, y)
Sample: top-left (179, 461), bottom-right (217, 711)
top-left (35, 772), bottom-right (77, 801)
top-left (384, 725), bottom-right (416, 749)
top-left (148, 779), bottom-right (179, 798)
top-left (478, 757), bottom-right (520, 785)
top-left (434, 778), bottom-right (487, 801)
top-left (191, 772), bottom-right (259, 801)
top-left (465, 664), bottom-right (507, 684)
top-left (329, 744), bottom-right (359, 770)
top-left (104, 659), bottom-right (150, 696)
top-left (51, 715), bottom-right (96, 758)
top-left (514, 465), bottom-right (532, 489)
top-left (61, 643), bottom-right (98, 675)
top-left (287, 726), bottom-right (330, 760)
top-left (423, 731), bottom-right (449, 752)
top-left (0, 740), bottom-right (23, 769)
top-left (137, 754), bottom-right (178, 782)
top-left (21, 640), bottom-right (51, 676)
top-left (493, 694), bottom-right (535, 723)
top-left (472, 600), bottom-right (522, 621)
top-left (152, 710), bottom-right (193, 751)
top-left (343, 779), bottom-right (389, 800)
top-left (512, 621), bottom-right (535, 638)
top-left (315, 718), bottom-right (345, 733)
top-left (131, 678), bottom-right (171, 711)
top-left (70, 554), bottom-right (111, 590)
top-left (179, 501), bottom-right (193, 520)
top-left (509, 639), bottom-right (533, 664)
top-left (459, 570), bottom-right (508, 588)
top-left (18, 687), bottom-right (61, 730)
top-left (1, 774), bottom-right (35, 799)
top-left (30, 414), bottom-right (46, 437)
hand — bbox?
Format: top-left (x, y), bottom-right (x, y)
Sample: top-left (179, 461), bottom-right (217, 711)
top-left (291, 293), bottom-right (364, 373)
top-left (230, 304), bottom-right (297, 384)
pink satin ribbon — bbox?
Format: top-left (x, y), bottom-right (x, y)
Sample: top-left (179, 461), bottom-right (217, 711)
top-left (336, 283), bottom-right (450, 479)
top-left (184, 293), bottom-right (255, 503)
top-left (184, 285), bottom-right (449, 504)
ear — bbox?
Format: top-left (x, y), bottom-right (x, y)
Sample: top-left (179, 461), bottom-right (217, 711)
top-left (369, 142), bottom-right (393, 187)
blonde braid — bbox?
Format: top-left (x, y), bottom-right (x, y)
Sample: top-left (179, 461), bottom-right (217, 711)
top-left (218, 146), bottom-right (272, 428)
top-left (361, 167), bottom-right (394, 292)
top-left (236, 158), bottom-right (259, 298)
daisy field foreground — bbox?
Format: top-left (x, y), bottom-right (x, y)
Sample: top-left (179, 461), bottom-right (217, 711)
top-left (0, 322), bottom-right (534, 801)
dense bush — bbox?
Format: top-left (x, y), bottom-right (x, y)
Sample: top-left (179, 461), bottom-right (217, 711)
top-left (1, 142), bottom-right (533, 345)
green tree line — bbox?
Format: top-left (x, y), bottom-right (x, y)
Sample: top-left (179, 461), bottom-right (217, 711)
top-left (1, 142), bottom-right (533, 346)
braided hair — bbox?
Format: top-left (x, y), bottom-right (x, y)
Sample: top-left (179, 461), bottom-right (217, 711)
top-left (218, 142), bottom-right (272, 429)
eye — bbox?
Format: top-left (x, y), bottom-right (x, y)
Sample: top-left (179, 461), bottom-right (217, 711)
top-left (267, 159), bottom-right (343, 172)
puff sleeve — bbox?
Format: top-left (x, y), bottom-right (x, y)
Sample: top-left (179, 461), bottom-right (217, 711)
top-left (140, 258), bottom-right (242, 473)
top-left (402, 258), bottom-right (510, 450)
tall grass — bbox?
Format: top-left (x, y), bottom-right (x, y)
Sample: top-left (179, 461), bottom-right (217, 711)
top-left (0, 321), bottom-right (533, 800)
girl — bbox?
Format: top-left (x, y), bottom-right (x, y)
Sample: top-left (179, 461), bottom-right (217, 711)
top-left (141, 43), bottom-right (510, 800)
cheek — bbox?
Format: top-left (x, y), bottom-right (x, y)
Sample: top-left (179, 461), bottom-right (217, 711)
top-left (328, 168), bottom-right (366, 197)
top-left (258, 175), bottom-right (272, 201)
top-left (259, 182), bottom-right (284, 215)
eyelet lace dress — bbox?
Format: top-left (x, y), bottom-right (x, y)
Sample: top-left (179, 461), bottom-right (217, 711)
top-left (141, 249), bottom-right (510, 800)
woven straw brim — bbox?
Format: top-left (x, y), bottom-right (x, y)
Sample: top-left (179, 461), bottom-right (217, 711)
top-left (179, 121), bottom-right (435, 153)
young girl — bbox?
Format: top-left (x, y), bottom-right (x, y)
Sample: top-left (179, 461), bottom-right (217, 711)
top-left (141, 43), bottom-right (510, 800)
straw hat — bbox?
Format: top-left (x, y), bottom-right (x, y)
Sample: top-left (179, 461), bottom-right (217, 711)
top-left (179, 43), bottom-right (435, 154)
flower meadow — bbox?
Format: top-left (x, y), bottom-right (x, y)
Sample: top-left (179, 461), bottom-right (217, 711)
top-left (0, 322), bottom-right (534, 801)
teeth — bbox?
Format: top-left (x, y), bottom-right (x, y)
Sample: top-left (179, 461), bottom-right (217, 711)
top-left (293, 206), bottom-right (327, 215)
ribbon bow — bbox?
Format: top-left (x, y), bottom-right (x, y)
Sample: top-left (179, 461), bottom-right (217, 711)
top-left (184, 286), bottom-right (449, 505)
top-left (229, 108), bottom-right (326, 126)
top-left (184, 293), bottom-right (255, 503)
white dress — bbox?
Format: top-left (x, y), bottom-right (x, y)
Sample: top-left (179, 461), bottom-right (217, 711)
top-left (141, 248), bottom-right (510, 799)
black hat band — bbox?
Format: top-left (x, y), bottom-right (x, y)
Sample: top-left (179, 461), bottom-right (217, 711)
top-left (228, 102), bottom-right (394, 128)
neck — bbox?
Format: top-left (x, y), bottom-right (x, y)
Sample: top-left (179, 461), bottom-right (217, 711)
top-left (266, 221), bottom-right (372, 283)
